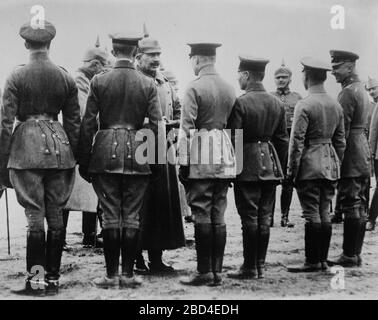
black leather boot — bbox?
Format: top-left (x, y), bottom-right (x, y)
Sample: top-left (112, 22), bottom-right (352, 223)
top-left (94, 228), bottom-right (120, 288)
top-left (12, 231), bottom-right (46, 296)
top-left (148, 249), bottom-right (175, 275)
top-left (257, 225), bottom-right (270, 278)
top-left (62, 210), bottom-right (71, 251)
top-left (181, 224), bottom-right (213, 286)
top-left (211, 224), bottom-right (226, 286)
top-left (120, 228), bottom-right (142, 288)
top-left (45, 229), bottom-right (64, 295)
top-left (329, 218), bottom-right (359, 267)
top-left (82, 212), bottom-right (97, 248)
top-left (228, 222), bottom-right (257, 280)
top-left (270, 194), bottom-right (276, 228)
top-left (281, 183), bottom-right (294, 227)
top-left (320, 222), bottom-right (332, 271)
top-left (134, 251), bottom-right (149, 274)
top-left (331, 194), bottom-right (343, 223)
top-left (355, 215), bottom-right (367, 267)
top-left (330, 218), bottom-right (359, 267)
top-left (287, 223), bottom-right (321, 272)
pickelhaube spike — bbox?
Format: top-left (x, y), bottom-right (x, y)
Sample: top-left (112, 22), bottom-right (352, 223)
top-left (95, 35), bottom-right (100, 48)
top-left (281, 58), bottom-right (286, 67)
top-left (143, 22), bottom-right (149, 38)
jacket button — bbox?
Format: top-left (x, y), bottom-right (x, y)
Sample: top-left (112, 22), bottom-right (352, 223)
top-left (114, 142), bottom-right (118, 145)
top-left (41, 134), bottom-right (46, 138)
top-left (261, 153), bottom-right (264, 157)
top-left (56, 150), bottom-right (60, 155)
top-left (36, 120), bottom-right (39, 123)
top-left (112, 154), bottom-right (116, 158)
top-left (258, 141), bottom-right (261, 144)
top-left (127, 155), bottom-right (132, 159)
top-left (50, 120), bottom-right (53, 124)
top-left (262, 166), bottom-right (266, 170)
top-left (126, 142), bottom-right (130, 146)
top-left (45, 149), bottom-right (49, 153)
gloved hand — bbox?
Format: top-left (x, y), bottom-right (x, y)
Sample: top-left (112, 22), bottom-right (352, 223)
top-left (79, 165), bottom-right (92, 183)
top-left (178, 165), bottom-right (190, 186)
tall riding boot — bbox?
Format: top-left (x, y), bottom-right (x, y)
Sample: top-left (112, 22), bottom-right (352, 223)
top-left (120, 228), bottom-right (142, 288)
top-left (82, 212), bottom-right (97, 247)
top-left (355, 214), bottom-right (367, 267)
top-left (148, 249), bottom-right (174, 274)
top-left (270, 189), bottom-right (276, 227)
top-left (12, 231), bottom-right (46, 296)
top-left (331, 193), bottom-right (343, 223)
top-left (281, 184), bottom-right (294, 227)
top-left (287, 223), bottom-right (321, 272)
top-left (62, 210), bottom-right (71, 251)
top-left (180, 224), bottom-right (213, 286)
top-left (94, 228), bottom-right (120, 288)
top-left (228, 222), bottom-right (257, 280)
top-left (211, 224), bottom-right (226, 285)
top-left (45, 229), bottom-right (65, 295)
top-left (329, 218), bottom-right (359, 267)
top-left (134, 250), bottom-right (149, 274)
top-left (257, 225), bottom-right (271, 278)
top-left (320, 222), bottom-right (332, 271)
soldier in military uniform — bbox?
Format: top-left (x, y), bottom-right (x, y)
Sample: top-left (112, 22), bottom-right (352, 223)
top-left (227, 56), bottom-right (288, 279)
top-left (329, 50), bottom-right (371, 267)
top-left (270, 61), bottom-right (302, 227)
top-left (178, 43), bottom-right (236, 286)
top-left (286, 57), bottom-right (346, 272)
top-left (63, 37), bottom-right (109, 249)
top-left (0, 21), bottom-right (81, 295)
top-left (366, 78), bottom-right (378, 231)
top-left (134, 35), bottom-right (185, 274)
top-left (78, 33), bottom-right (162, 288)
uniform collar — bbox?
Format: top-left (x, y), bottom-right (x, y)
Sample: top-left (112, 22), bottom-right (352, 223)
top-left (114, 59), bottom-right (135, 69)
top-left (342, 74), bottom-right (359, 88)
top-left (137, 66), bottom-right (166, 84)
top-left (198, 64), bottom-right (218, 77)
top-left (245, 82), bottom-right (266, 92)
top-left (308, 84), bottom-right (326, 94)
top-left (29, 51), bottom-right (49, 62)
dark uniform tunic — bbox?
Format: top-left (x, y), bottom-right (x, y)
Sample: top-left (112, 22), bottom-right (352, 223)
top-left (228, 81), bottom-right (288, 272)
top-left (337, 75), bottom-right (371, 219)
top-left (288, 85), bottom-right (346, 223)
top-left (138, 70), bottom-right (185, 250)
top-left (0, 51), bottom-right (80, 232)
top-left (228, 82), bottom-right (288, 227)
top-left (78, 59), bottom-right (162, 230)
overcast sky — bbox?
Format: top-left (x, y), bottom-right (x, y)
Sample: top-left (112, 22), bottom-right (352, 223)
top-left (0, 0), bottom-right (377, 98)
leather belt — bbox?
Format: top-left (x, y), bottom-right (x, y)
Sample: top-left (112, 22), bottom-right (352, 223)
top-left (100, 124), bottom-right (138, 130)
top-left (17, 113), bottom-right (58, 122)
top-left (306, 138), bottom-right (332, 146)
top-left (247, 137), bottom-right (271, 143)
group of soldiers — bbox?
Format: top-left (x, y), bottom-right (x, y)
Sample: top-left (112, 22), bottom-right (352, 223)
top-left (0, 18), bottom-right (376, 295)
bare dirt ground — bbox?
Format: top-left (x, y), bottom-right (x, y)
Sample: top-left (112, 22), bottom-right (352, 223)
top-left (1, 184), bottom-right (378, 300)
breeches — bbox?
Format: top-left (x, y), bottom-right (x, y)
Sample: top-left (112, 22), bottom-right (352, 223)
top-left (92, 173), bottom-right (149, 229)
top-left (296, 179), bottom-right (337, 224)
top-left (234, 181), bottom-right (276, 227)
top-left (10, 168), bottom-right (75, 232)
top-left (337, 177), bottom-right (369, 219)
top-left (187, 179), bottom-right (230, 225)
